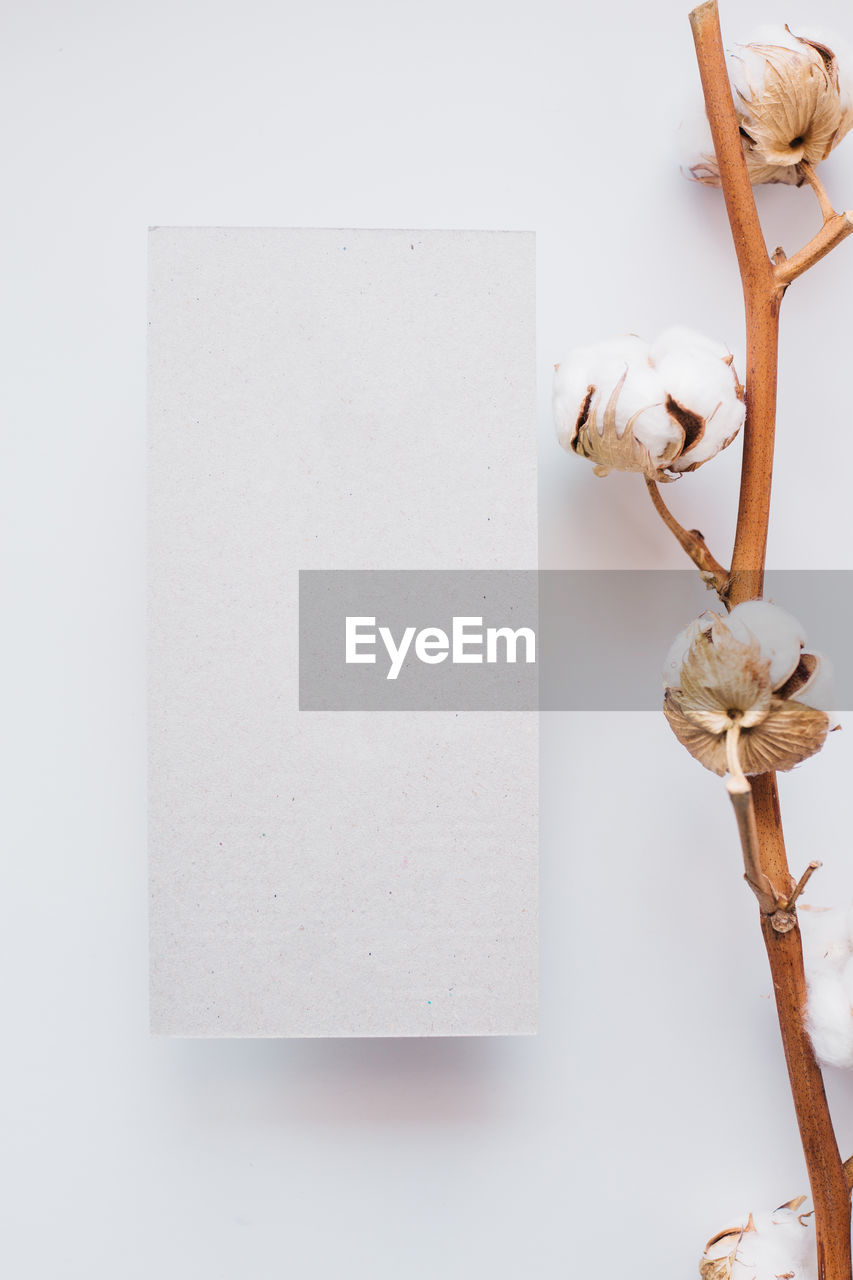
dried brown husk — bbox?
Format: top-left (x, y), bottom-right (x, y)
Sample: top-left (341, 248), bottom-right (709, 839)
top-left (664, 690), bottom-right (829, 775)
top-left (689, 147), bottom-right (806, 187)
top-left (571, 370), bottom-right (697, 481)
top-left (736, 36), bottom-right (850, 168)
top-left (699, 1226), bottom-right (744, 1280)
top-left (678, 626), bottom-right (772, 733)
top-left (699, 1250), bottom-right (737, 1280)
top-left (690, 30), bottom-right (853, 187)
top-left (571, 372), bottom-right (679, 479)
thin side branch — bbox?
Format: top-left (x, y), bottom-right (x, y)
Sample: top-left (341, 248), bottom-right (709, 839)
top-left (773, 164), bottom-right (853, 289)
top-left (800, 161), bottom-right (837, 223)
top-left (726, 776), bottom-right (782, 914)
top-left (786, 861), bottom-right (823, 912)
top-left (644, 477), bottom-right (730, 600)
top-left (775, 211), bottom-right (853, 288)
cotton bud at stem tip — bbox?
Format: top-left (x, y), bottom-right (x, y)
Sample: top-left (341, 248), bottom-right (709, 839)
top-left (553, 327), bottom-right (744, 481)
top-left (662, 602), bottom-right (834, 777)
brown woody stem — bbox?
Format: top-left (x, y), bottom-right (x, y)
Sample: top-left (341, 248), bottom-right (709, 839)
top-left (689, 5), bottom-right (852, 1277)
top-left (644, 476), bottom-right (730, 600)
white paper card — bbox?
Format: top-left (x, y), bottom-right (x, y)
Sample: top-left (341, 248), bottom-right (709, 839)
top-left (148, 228), bottom-right (537, 1036)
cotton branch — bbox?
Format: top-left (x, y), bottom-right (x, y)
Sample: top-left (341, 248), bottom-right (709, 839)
top-left (689, 5), bottom-right (852, 1278)
top-left (774, 162), bottom-right (853, 288)
top-left (644, 477), bottom-right (730, 600)
top-left (775, 210), bottom-right (853, 288)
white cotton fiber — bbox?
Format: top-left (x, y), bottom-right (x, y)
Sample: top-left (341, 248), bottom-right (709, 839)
top-left (724, 600), bottom-right (805, 690)
top-left (554, 328), bottom-right (743, 479)
top-left (661, 613), bottom-right (718, 688)
top-left (701, 1203), bottom-right (816, 1280)
top-left (800, 905), bottom-right (853, 1069)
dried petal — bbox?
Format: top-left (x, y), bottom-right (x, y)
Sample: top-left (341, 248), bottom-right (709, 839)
top-left (737, 698), bottom-right (829, 774)
top-left (665, 689), bottom-right (828, 776)
top-left (663, 690), bottom-right (729, 774)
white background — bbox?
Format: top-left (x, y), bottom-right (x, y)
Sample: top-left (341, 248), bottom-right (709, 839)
top-left (4, 0), bottom-right (853, 1276)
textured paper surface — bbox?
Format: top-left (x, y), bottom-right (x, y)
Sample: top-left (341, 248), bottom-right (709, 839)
top-left (148, 228), bottom-right (537, 1037)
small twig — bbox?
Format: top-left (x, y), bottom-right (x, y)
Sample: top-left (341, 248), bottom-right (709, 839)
top-left (786, 861), bottom-right (823, 912)
top-left (800, 161), bottom-right (837, 224)
top-left (726, 774), bottom-right (783, 914)
top-left (644, 476), bottom-right (730, 601)
top-left (775, 156), bottom-right (852, 289)
top-left (725, 731), bottom-right (784, 913)
top-left (775, 211), bottom-right (853, 289)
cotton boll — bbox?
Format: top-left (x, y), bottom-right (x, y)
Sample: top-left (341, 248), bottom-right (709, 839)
top-left (723, 601), bottom-right (805, 689)
top-left (554, 328), bottom-right (744, 480)
top-left (728, 26), bottom-right (853, 169)
top-left (663, 603), bottom-right (831, 777)
top-left (685, 24), bottom-right (853, 186)
top-left (700, 1204), bottom-right (817, 1280)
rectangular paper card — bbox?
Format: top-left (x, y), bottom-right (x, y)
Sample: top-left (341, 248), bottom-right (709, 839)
top-left (148, 227), bottom-right (538, 1036)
